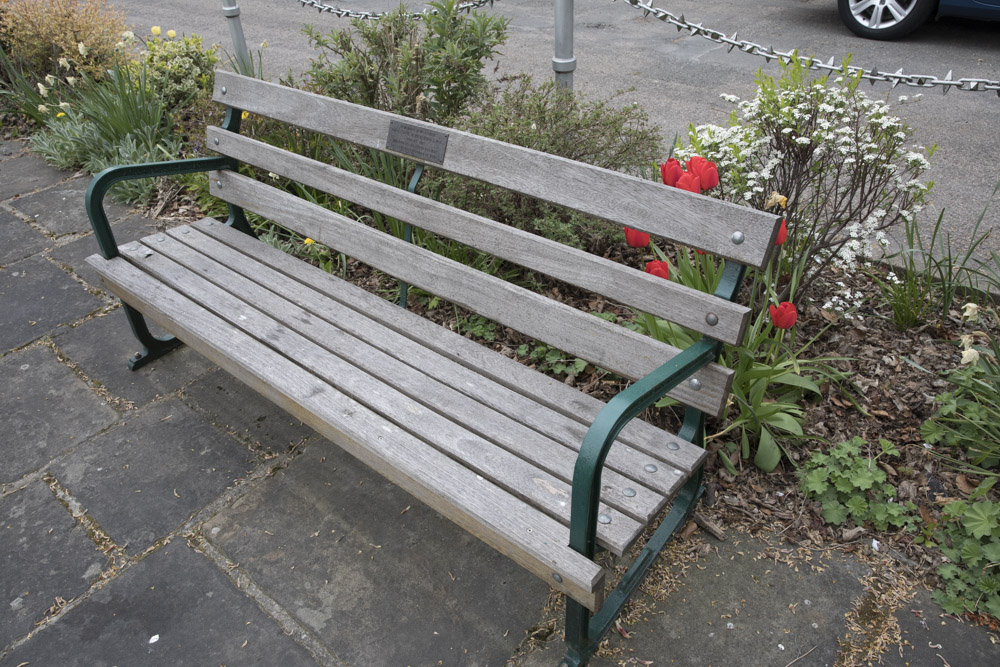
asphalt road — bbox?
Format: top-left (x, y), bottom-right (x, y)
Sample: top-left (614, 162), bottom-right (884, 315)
top-left (126, 0), bottom-right (999, 257)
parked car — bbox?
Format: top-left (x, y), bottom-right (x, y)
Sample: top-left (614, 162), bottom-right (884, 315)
top-left (838, 0), bottom-right (1000, 39)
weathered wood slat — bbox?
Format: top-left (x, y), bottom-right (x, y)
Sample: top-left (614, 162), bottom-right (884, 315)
top-left (207, 127), bottom-right (749, 346)
top-left (137, 230), bottom-right (667, 531)
top-left (213, 71), bottom-right (781, 268)
top-left (208, 170), bottom-right (735, 412)
top-left (87, 252), bottom-right (607, 609)
top-left (118, 237), bottom-right (643, 553)
top-left (174, 223), bottom-right (691, 496)
top-left (196, 219), bottom-right (716, 462)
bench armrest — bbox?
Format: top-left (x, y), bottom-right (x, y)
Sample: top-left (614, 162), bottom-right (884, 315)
top-left (567, 261), bottom-right (747, 559)
top-left (86, 156), bottom-right (240, 259)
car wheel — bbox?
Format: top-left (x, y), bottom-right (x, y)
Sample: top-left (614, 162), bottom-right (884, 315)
top-left (837, 0), bottom-right (937, 40)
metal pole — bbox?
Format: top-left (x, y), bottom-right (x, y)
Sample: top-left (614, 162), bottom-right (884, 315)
top-left (553, 0), bottom-right (576, 88)
top-left (221, 0), bottom-right (251, 75)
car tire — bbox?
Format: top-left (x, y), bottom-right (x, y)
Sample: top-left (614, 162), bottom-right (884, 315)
top-left (837, 0), bottom-right (937, 40)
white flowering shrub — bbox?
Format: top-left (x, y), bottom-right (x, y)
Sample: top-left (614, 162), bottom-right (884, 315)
top-left (677, 55), bottom-right (931, 300)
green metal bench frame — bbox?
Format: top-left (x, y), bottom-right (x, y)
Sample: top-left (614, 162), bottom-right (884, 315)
top-left (87, 99), bottom-right (752, 667)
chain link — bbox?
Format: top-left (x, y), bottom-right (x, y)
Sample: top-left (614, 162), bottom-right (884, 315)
top-left (617, 0), bottom-right (1000, 96)
top-left (295, 0), bottom-right (495, 21)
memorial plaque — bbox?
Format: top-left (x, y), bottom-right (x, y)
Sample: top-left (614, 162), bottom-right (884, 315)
top-left (385, 120), bottom-right (449, 165)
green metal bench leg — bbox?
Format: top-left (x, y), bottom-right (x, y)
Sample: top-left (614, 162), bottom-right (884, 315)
top-left (560, 469), bottom-right (704, 666)
top-left (123, 303), bottom-right (183, 370)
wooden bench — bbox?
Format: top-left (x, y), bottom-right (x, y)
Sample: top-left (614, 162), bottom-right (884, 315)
top-left (84, 71), bottom-right (780, 665)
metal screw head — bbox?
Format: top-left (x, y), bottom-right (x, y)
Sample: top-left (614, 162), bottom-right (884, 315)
top-left (644, 463), bottom-right (658, 473)
top-left (623, 488), bottom-right (637, 498)
top-left (552, 573), bottom-right (563, 583)
top-left (155, 236), bottom-right (165, 243)
top-left (215, 180), bottom-right (222, 187)
top-left (705, 312), bottom-right (719, 326)
top-left (688, 378), bottom-right (703, 391)
top-left (731, 231), bottom-right (745, 245)
top-left (598, 514), bottom-right (612, 525)
top-left (180, 228), bottom-right (190, 234)
top-left (213, 137), bottom-right (220, 145)
top-left (668, 442), bottom-right (680, 451)
top-left (221, 86), bottom-right (227, 94)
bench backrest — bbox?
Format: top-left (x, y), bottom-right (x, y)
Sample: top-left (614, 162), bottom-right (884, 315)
top-left (207, 72), bottom-right (781, 418)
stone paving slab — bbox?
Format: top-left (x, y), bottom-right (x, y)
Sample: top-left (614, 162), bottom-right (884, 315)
top-left (9, 176), bottom-right (130, 237)
top-left (3, 542), bottom-right (319, 666)
top-left (0, 153), bottom-right (67, 202)
top-left (0, 255), bottom-right (103, 352)
top-left (0, 345), bottom-right (118, 485)
top-left (0, 209), bottom-right (49, 267)
top-left (521, 534), bottom-right (1000, 666)
top-left (52, 309), bottom-right (216, 408)
top-left (48, 214), bottom-right (162, 289)
top-left (205, 444), bottom-right (549, 666)
top-left (1, 481), bottom-right (107, 650)
top-left (48, 397), bottom-right (256, 555)
top-left (180, 368), bottom-right (318, 452)
top-left (0, 140), bottom-right (24, 161)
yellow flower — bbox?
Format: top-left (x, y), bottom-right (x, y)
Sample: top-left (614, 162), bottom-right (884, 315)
top-left (151, 26), bottom-right (161, 36)
top-left (961, 348), bottom-right (981, 365)
top-left (167, 29), bottom-right (176, 39)
top-left (56, 112), bottom-right (66, 118)
top-left (764, 191), bottom-right (788, 210)
top-left (241, 110), bottom-right (250, 120)
top-left (45, 74), bottom-right (57, 86)
top-left (78, 42), bottom-right (89, 56)
top-left (58, 57), bottom-right (71, 70)
top-left (962, 302), bottom-right (980, 322)
top-left (66, 77), bottom-right (77, 87)
top-left (37, 104), bottom-right (49, 113)
top-left (303, 238), bottom-right (315, 245)
top-left (37, 82), bottom-right (48, 97)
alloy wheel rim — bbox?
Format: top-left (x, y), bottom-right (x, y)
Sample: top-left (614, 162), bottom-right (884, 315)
top-left (848, 0), bottom-right (918, 29)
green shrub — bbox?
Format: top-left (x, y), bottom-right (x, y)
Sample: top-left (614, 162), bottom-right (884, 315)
top-left (300, 0), bottom-right (508, 124)
top-left (142, 34), bottom-right (218, 111)
top-left (1, 0), bottom-right (127, 80)
top-left (430, 75), bottom-right (664, 251)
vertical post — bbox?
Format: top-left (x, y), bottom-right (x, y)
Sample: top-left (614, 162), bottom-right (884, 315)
top-left (221, 0), bottom-right (251, 75)
top-left (553, 0), bottom-right (576, 88)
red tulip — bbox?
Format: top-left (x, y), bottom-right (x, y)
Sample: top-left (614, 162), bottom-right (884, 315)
top-left (686, 156), bottom-right (719, 191)
top-left (768, 302), bottom-right (797, 329)
top-left (775, 218), bottom-right (787, 246)
top-left (645, 260), bottom-right (670, 280)
top-left (676, 172), bottom-right (701, 194)
top-left (660, 158), bottom-right (683, 187)
top-left (624, 226), bottom-right (650, 248)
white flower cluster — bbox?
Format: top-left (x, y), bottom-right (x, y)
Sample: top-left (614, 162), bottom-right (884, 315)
top-left (821, 281), bottom-right (867, 319)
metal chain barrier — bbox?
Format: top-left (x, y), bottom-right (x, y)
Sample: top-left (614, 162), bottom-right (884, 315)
top-left (616, 0), bottom-right (1000, 96)
top-left (295, 0), bottom-right (495, 21)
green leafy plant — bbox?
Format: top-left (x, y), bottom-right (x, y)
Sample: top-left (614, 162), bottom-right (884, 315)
top-left (141, 33), bottom-right (218, 111)
top-left (931, 483), bottom-right (1000, 618)
top-left (922, 305), bottom-right (1000, 476)
top-left (431, 74), bottom-right (664, 252)
top-left (517, 343), bottom-right (589, 378)
top-left (800, 437), bottom-right (917, 530)
top-left (300, 0), bottom-right (507, 124)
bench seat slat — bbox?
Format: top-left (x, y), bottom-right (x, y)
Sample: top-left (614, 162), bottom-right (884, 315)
top-left (213, 71), bottom-right (780, 269)
top-left (116, 238), bottom-right (645, 554)
top-left (178, 222), bottom-right (691, 497)
top-left (209, 170), bottom-right (735, 416)
top-left (86, 253), bottom-right (607, 609)
top-left (207, 127), bottom-right (749, 346)
top-left (196, 219), bottom-right (709, 468)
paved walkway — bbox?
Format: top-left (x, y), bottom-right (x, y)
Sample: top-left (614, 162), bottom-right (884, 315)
top-left (1, 139), bottom-right (997, 666)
